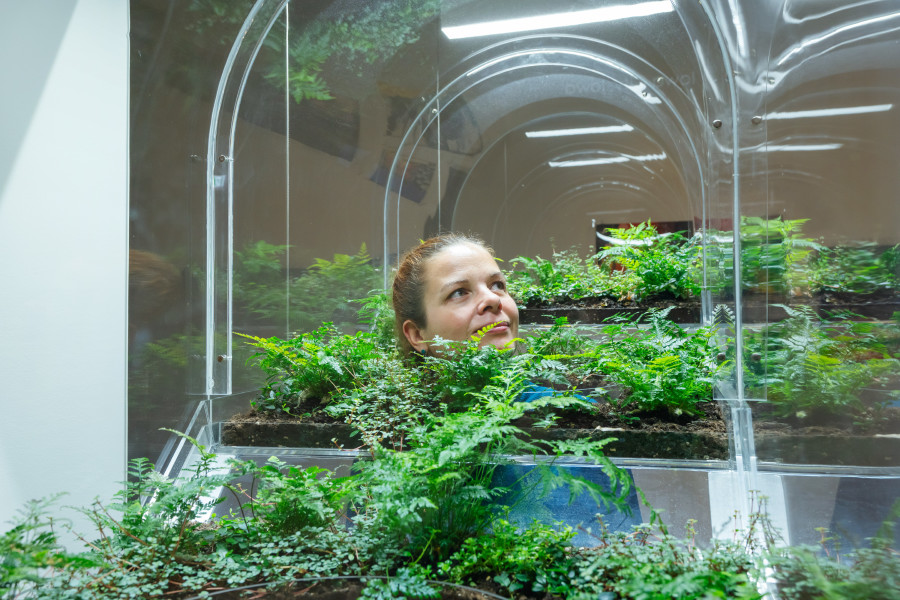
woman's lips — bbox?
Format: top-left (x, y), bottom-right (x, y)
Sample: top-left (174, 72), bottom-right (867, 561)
top-left (474, 321), bottom-right (510, 336)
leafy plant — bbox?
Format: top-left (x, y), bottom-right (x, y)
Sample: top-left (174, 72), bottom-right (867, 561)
top-left (525, 316), bottom-right (596, 357)
top-left (581, 309), bottom-right (724, 417)
top-left (0, 496), bottom-right (85, 600)
top-left (240, 323), bottom-right (381, 413)
top-left (597, 221), bottom-right (702, 300)
top-left (349, 365), bottom-right (636, 565)
top-left (742, 306), bottom-right (900, 419)
top-left (739, 216), bottom-right (824, 296)
top-left (248, 457), bottom-right (348, 535)
top-left (2, 373), bottom-right (639, 599)
top-left (565, 524), bottom-right (764, 600)
top-left (6, 431), bottom-right (900, 600)
top-left (438, 517), bottom-right (576, 595)
top-left (233, 242), bottom-right (382, 333)
top-left (768, 501), bottom-right (900, 600)
top-left (187, 0), bottom-right (442, 103)
top-left (811, 242), bottom-right (900, 295)
top-left (506, 222), bottom-right (702, 307)
top-left (325, 352), bottom-right (435, 450)
top-left (506, 248), bottom-right (635, 305)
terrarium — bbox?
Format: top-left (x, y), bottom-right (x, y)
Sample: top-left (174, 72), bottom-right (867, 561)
top-left (128, 0), bottom-right (900, 562)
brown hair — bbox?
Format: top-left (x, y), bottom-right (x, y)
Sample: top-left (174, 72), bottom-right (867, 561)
top-left (392, 233), bottom-right (492, 355)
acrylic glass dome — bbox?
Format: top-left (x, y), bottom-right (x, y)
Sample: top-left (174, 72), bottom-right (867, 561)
top-left (127, 0), bottom-right (900, 551)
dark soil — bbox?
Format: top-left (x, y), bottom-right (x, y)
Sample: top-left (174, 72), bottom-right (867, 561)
top-left (222, 394), bottom-right (730, 460)
top-left (186, 578), bottom-right (514, 600)
top-left (223, 393), bottom-right (900, 466)
top-left (518, 290), bottom-right (900, 324)
top-left (518, 294), bottom-right (699, 324)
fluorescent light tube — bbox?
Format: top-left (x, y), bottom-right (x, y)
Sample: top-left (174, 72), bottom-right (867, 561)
top-left (442, 1), bottom-right (674, 39)
top-left (526, 124), bottom-right (634, 138)
top-left (761, 144), bottom-right (843, 152)
top-left (766, 104), bottom-right (892, 120)
top-left (549, 152), bottom-right (666, 167)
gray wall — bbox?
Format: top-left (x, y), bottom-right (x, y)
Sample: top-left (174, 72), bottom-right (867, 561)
top-left (0, 0), bottom-right (128, 542)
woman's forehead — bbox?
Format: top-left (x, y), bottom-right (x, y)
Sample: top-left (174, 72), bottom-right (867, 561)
top-left (426, 243), bottom-right (497, 278)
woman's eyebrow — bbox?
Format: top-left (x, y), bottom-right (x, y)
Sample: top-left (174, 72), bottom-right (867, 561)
top-left (439, 278), bottom-right (470, 293)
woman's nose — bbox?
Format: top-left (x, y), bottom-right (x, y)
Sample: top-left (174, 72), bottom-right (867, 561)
top-left (477, 286), bottom-right (502, 313)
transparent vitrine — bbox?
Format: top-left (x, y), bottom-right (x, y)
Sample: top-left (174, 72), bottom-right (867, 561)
top-left (129, 0), bottom-right (899, 548)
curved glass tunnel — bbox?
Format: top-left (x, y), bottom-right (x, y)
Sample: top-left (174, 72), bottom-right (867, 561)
top-left (129, 0), bottom-right (900, 546)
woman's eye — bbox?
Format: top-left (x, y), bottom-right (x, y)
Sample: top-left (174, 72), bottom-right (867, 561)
top-left (449, 288), bottom-right (467, 299)
top-left (491, 280), bottom-right (507, 291)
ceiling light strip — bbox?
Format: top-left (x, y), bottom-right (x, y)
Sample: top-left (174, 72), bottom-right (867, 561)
top-left (442, 1), bottom-right (674, 39)
top-left (526, 124), bottom-right (634, 138)
top-left (766, 104), bottom-right (893, 120)
top-left (549, 152), bottom-right (666, 167)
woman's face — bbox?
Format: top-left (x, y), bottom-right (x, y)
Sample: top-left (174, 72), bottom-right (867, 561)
top-left (402, 243), bottom-right (519, 353)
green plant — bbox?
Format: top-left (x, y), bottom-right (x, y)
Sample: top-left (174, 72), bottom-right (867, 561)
top-left (742, 306), bottom-right (900, 419)
top-left (288, 244), bottom-right (383, 332)
top-left (325, 352), bottom-right (436, 450)
top-left (357, 291), bottom-right (397, 349)
top-left (241, 302), bottom-right (728, 426)
top-left (348, 365), bottom-right (635, 565)
top-left (811, 243), bottom-right (900, 294)
top-left (739, 217), bottom-right (824, 296)
top-left (188, 0), bottom-right (442, 103)
top-left (438, 517), bottom-right (576, 595)
top-left (525, 316), bottom-right (597, 357)
top-left (36, 434), bottom-right (262, 599)
top-left (507, 248), bottom-right (633, 305)
top-left (0, 496), bottom-right (86, 600)
top-left (248, 458), bottom-right (348, 535)
top-left (419, 334), bottom-right (525, 408)
top-left (768, 501), bottom-right (900, 599)
top-left (506, 223), bottom-right (702, 306)
top-left (7, 427), bottom-right (900, 600)
top-left (232, 242), bottom-right (382, 333)
top-left (359, 566), bottom-right (440, 600)
top-left (241, 323), bottom-right (382, 413)
top-left (565, 524), bottom-right (764, 600)
top-left (597, 221), bottom-right (702, 300)
top-left (583, 309), bottom-right (724, 417)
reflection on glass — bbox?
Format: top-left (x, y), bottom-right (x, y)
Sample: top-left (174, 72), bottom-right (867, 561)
top-left (549, 152), bottom-right (667, 167)
top-left (128, 0), bottom-right (899, 552)
top-left (525, 124), bottom-right (635, 137)
top-left (765, 103), bottom-right (893, 120)
top-left (441, 0), bottom-right (674, 39)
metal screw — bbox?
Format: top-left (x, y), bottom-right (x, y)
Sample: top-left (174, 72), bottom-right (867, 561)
top-left (218, 155), bottom-right (227, 162)
top-left (751, 115), bottom-right (763, 125)
top-left (712, 119), bottom-right (723, 129)
top-left (217, 355), bottom-right (227, 363)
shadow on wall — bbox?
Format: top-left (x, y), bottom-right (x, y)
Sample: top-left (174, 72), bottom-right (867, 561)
top-left (0, 2), bottom-right (77, 196)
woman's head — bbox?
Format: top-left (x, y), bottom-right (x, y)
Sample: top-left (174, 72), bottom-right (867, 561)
top-left (392, 233), bottom-right (519, 356)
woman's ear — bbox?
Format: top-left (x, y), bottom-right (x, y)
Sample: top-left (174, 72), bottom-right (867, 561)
top-left (402, 319), bottom-right (428, 352)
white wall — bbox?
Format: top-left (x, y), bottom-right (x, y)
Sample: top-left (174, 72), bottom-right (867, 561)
top-left (0, 0), bottom-right (128, 542)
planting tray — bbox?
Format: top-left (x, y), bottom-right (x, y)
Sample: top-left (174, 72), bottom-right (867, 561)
top-left (220, 414), bottom-right (900, 467)
top-left (219, 419), bottom-right (730, 461)
top-left (519, 292), bottom-right (900, 325)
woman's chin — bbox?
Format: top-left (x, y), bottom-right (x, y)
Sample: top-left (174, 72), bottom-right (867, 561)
top-left (480, 335), bottom-right (516, 350)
